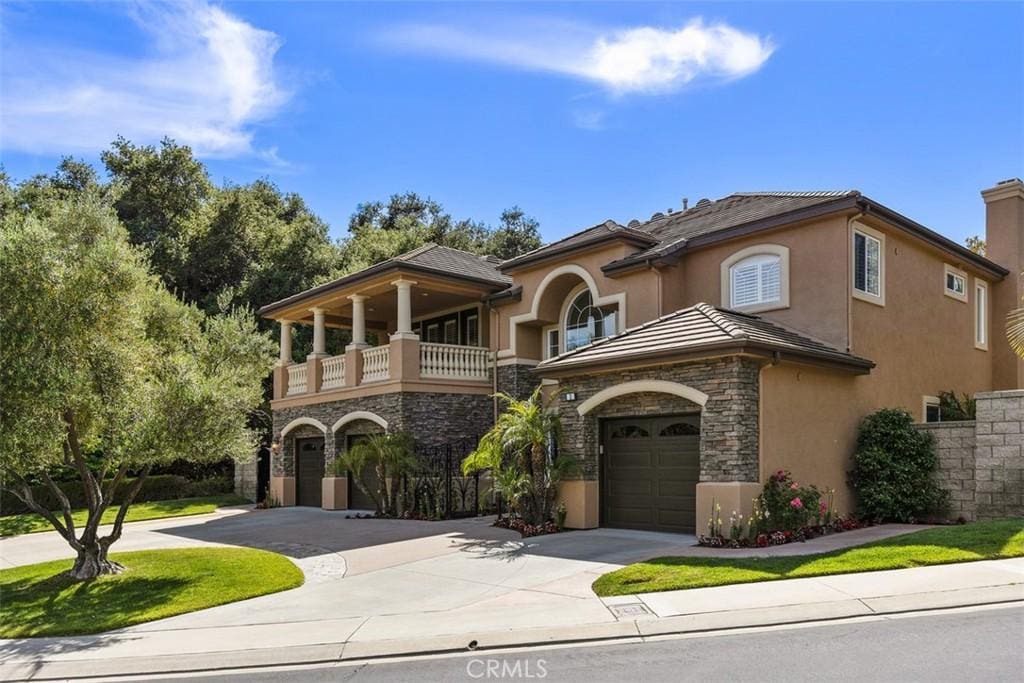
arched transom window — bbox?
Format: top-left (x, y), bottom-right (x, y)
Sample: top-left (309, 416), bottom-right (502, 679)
top-left (730, 254), bottom-right (781, 308)
top-left (564, 290), bottom-right (617, 352)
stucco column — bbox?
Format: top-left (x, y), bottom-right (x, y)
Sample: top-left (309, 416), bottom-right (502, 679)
top-left (347, 294), bottom-right (369, 350)
top-left (277, 320), bottom-right (293, 366)
top-left (310, 307), bottom-right (328, 358)
top-left (390, 279), bottom-right (418, 340)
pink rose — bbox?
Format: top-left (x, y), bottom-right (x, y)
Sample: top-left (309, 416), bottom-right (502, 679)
top-left (819, 501), bottom-right (828, 514)
top-left (790, 497), bottom-right (804, 509)
top-left (790, 482), bottom-right (799, 490)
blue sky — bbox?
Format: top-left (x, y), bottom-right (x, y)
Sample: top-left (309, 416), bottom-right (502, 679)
top-left (2, 1), bottom-right (1021, 244)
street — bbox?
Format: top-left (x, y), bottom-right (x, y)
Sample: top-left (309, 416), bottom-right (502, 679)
top-left (148, 604), bottom-right (1024, 683)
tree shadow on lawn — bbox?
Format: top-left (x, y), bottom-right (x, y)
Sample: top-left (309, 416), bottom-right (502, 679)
top-left (0, 514), bottom-right (37, 537)
top-left (1, 570), bottom-right (191, 639)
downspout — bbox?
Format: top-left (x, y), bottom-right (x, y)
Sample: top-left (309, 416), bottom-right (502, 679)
top-left (846, 209), bottom-right (866, 353)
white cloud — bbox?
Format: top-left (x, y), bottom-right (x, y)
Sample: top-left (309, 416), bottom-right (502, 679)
top-left (382, 17), bottom-right (775, 95)
top-left (1, 1), bottom-right (288, 157)
top-left (571, 109), bottom-right (607, 131)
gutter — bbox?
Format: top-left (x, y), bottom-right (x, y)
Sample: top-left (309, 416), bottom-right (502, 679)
top-left (534, 339), bottom-right (875, 378)
top-left (857, 198), bottom-right (1008, 279)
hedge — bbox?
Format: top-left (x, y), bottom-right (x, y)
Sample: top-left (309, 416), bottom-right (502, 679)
top-left (1, 475), bottom-right (232, 516)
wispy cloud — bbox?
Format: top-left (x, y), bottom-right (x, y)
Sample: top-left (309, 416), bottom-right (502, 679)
top-left (1, 1), bottom-right (289, 157)
top-left (382, 17), bottom-right (775, 95)
top-left (571, 109), bottom-right (607, 131)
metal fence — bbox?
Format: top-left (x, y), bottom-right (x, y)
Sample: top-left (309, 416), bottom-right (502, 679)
top-left (402, 436), bottom-right (495, 519)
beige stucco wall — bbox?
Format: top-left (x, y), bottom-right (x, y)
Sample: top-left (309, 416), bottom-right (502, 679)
top-left (675, 214), bottom-right (852, 349)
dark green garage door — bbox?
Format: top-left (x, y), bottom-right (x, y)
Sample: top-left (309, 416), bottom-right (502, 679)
top-left (601, 414), bottom-right (700, 533)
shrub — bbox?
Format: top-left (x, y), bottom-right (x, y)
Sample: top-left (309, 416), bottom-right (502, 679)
top-left (849, 408), bottom-right (948, 522)
top-left (757, 470), bottom-right (821, 532)
top-left (0, 475), bottom-right (232, 516)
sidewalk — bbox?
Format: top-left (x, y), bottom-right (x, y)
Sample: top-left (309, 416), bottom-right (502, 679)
top-left (3, 554), bottom-right (1022, 681)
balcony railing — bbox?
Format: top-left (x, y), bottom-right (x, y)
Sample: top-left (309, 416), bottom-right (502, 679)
top-left (421, 342), bottom-right (490, 380)
top-left (286, 363), bottom-right (308, 396)
top-left (361, 345), bottom-right (390, 383)
top-left (321, 354), bottom-right (346, 390)
top-left (275, 340), bottom-right (492, 401)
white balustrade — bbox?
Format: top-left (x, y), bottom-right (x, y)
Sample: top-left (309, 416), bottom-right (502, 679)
top-left (420, 343), bottom-right (489, 380)
top-left (286, 363), bottom-right (308, 395)
top-left (321, 354), bottom-right (346, 390)
top-left (361, 345), bottom-right (390, 383)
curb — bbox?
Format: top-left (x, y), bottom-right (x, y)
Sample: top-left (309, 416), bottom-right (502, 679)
top-left (3, 585), bottom-right (1022, 681)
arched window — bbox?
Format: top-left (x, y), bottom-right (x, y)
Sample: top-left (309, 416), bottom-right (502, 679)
top-left (730, 254), bottom-right (781, 308)
top-left (564, 290), bottom-right (617, 351)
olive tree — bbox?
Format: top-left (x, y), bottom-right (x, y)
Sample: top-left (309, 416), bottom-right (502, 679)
top-left (0, 194), bottom-right (274, 579)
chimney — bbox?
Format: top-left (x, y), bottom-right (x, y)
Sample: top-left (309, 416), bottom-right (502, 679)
top-left (982, 178), bottom-right (1024, 389)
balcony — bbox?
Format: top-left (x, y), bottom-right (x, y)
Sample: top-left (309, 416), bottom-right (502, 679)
top-left (274, 338), bottom-right (492, 403)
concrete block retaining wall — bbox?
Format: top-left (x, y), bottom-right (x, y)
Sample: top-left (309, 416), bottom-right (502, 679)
top-left (916, 389), bottom-right (1024, 521)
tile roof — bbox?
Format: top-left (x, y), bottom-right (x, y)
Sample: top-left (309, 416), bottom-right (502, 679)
top-left (498, 220), bottom-right (658, 271)
top-left (536, 303), bottom-right (874, 374)
top-left (258, 243), bottom-right (508, 315)
top-left (615, 191), bottom-right (860, 264)
top-left (397, 244), bottom-right (512, 284)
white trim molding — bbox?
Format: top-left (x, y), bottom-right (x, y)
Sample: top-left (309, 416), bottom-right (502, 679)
top-left (720, 243), bottom-right (790, 313)
top-left (943, 264), bottom-right (968, 303)
top-left (499, 264), bottom-right (626, 359)
top-left (332, 411), bottom-right (389, 432)
top-left (576, 380), bottom-right (709, 416)
top-left (974, 279), bottom-right (989, 351)
top-left (851, 221), bottom-right (886, 307)
top-left (280, 417), bottom-right (329, 436)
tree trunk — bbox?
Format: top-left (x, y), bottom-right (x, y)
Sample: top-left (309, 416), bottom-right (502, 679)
top-left (69, 541), bottom-right (124, 580)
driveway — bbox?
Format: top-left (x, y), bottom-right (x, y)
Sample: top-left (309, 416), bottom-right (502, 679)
top-left (0, 507), bottom-right (700, 640)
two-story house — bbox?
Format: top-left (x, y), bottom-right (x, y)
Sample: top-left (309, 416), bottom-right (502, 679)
top-left (260, 178), bottom-right (1023, 533)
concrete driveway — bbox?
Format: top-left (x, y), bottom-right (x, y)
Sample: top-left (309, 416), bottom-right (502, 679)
top-left (0, 506), bottom-right (701, 641)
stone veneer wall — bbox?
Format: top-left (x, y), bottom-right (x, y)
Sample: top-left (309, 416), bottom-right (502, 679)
top-left (496, 363), bottom-right (540, 401)
top-left (271, 392), bottom-right (493, 478)
top-left (914, 389), bottom-right (1024, 521)
top-left (555, 356), bottom-right (761, 482)
top-left (233, 457), bottom-right (258, 501)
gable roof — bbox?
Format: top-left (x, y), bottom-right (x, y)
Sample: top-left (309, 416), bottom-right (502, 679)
top-left (498, 220), bottom-right (658, 272)
top-left (535, 303), bottom-right (875, 375)
top-left (259, 243), bottom-right (509, 316)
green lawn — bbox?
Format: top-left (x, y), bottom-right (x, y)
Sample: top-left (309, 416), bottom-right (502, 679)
top-left (0, 547), bottom-right (304, 637)
top-left (592, 518), bottom-right (1024, 597)
top-left (0, 494), bottom-right (249, 537)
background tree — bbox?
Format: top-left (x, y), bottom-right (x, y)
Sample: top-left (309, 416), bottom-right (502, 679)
top-left (0, 193), bottom-right (274, 579)
top-left (485, 206), bottom-right (543, 260)
top-left (965, 235), bottom-right (986, 256)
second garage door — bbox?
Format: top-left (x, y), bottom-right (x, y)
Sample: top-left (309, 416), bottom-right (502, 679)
top-left (601, 414), bottom-right (700, 533)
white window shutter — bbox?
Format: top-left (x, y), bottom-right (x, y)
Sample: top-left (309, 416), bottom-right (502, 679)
top-left (732, 264), bottom-right (759, 307)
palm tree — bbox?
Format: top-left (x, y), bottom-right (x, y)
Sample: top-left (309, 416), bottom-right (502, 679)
top-left (1008, 286), bottom-right (1024, 358)
top-left (463, 387), bottom-right (575, 525)
top-left (337, 432), bottom-right (415, 516)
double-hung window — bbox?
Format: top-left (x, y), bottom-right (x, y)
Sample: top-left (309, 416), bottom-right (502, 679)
top-left (853, 227), bottom-right (884, 304)
top-left (944, 265), bottom-right (967, 302)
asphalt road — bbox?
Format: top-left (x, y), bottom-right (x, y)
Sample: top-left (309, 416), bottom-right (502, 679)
top-left (152, 605), bottom-right (1024, 683)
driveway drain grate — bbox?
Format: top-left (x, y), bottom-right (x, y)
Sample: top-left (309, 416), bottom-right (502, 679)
top-left (608, 602), bottom-right (652, 618)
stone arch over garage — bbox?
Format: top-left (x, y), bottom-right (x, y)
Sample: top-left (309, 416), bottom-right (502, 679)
top-left (331, 411), bottom-right (388, 433)
top-left (280, 416), bottom-right (329, 437)
top-left (576, 380), bottom-right (709, 416)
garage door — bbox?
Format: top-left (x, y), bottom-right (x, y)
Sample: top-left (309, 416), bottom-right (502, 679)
top-left (601, 414), bottom-right (700, 533)
top-left (295, 437), bottom-right (324, 507)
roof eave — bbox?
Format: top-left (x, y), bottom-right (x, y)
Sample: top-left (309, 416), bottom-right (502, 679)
top-left (602, 195), bottom-right (862, 276)
top-left (858, 199), bottom-right (1009, 279)
top-left (535, 340), bottom-right (873, 378)
top-left (258, 262), bottom-right (509, 318)
top-left (499, 231), bottom-right (658, 273)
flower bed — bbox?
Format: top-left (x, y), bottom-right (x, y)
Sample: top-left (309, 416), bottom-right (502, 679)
top-left (698, 469), bottom-right (868, 549)
top-left (699, 516), bottom-right (866, 548)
